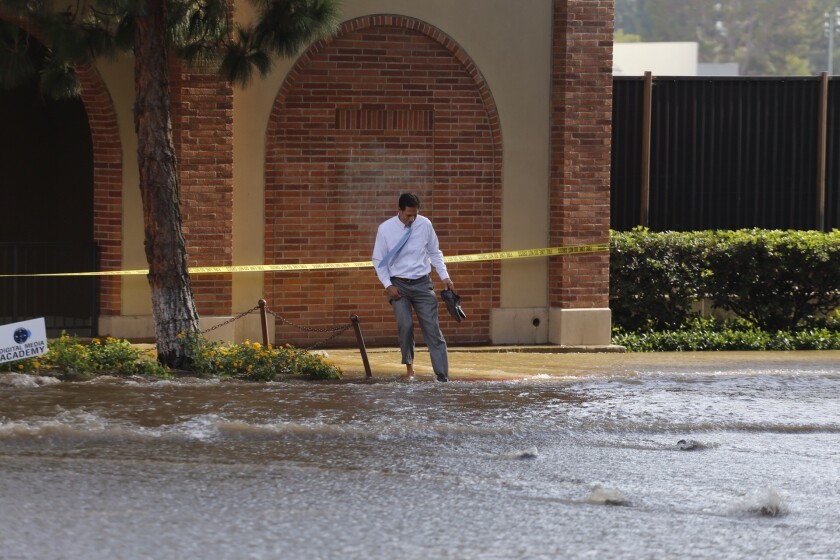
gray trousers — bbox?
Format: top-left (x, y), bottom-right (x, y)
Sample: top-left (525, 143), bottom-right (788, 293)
top-left (389, 276), bottom-right (448, 378)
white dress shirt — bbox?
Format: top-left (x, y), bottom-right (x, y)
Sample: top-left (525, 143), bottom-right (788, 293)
top-left (372, 214), bottom-right (449, 288)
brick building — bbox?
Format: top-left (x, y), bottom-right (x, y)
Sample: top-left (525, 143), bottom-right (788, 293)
top-left (3, 0), bottom-right (614, 347)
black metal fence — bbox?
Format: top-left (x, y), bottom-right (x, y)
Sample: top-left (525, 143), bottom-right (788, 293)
top-left (0, 243), bottom-right (98, 337)
top-left (612, 75), bottom-right (840, 231)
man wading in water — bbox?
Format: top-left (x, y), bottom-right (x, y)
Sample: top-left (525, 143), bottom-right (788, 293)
top-left (372, 193), bottom-right (454, 381)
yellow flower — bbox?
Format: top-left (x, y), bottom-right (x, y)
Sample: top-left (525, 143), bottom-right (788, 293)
top-left (92, 338), bottom-right (101, 344)
top-left (17, 364), bottom-right (24, 370)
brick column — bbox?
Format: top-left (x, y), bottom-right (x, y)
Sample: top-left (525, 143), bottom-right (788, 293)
top-left (170, 60), bottom-right (234, 318)
top-left (549, 0), bottom-right (613, 345)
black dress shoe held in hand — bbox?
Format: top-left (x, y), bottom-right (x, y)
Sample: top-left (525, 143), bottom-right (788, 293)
top-left (440, 289), bottom-right (467, 322)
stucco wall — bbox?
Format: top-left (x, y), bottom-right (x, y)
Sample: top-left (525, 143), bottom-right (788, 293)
top-left (232, 0), bottom-right (553, 316)
top-left (91, 0), bottom-right (614, 345)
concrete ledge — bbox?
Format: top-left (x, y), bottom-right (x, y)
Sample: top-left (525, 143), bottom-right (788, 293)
top-left (99, 315), bottom-right (154, 339)
top-left (490, 307), bottom-right (549, 344)
top-left (549, 307), bottom-right (612, 346)
top-left (100, 313), bottom-right (273, 344)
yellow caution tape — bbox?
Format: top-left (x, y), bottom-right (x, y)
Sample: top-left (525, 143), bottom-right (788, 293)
top-left (0, 243), bottom-right (609, 278)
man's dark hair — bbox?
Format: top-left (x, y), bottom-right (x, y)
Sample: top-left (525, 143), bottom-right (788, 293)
top-left (399, 193), bottom-right (421, 210)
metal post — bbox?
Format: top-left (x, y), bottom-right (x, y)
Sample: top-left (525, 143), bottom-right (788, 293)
top-left (818, 72), bottom-right (829, 232)
top-left (640, 71), bottom-right (653, 227)
top-left (350, 315), bottom-right (372, 378)
top-left (258, 299), bottom-right (269, 347)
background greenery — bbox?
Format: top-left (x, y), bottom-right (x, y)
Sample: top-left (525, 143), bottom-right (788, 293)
top-left (615, 0), bottom-right (840, 76)
top-left (611, 228), bottom-right (840, 351)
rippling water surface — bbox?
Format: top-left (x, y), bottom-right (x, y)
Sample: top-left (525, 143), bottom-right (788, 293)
top-left (2, 352), bottom-right (840, 559)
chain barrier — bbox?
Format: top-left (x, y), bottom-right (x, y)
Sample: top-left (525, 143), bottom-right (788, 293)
top-left (137, 305), bottom-right (262, 357)
top-left (266, 307), bottom-right (355, 352)
top-left (264, 304), bottom-right (371, 377)
top-left (140, 303), bottom-right (354, 350)
top-left (201, 305), bottom-right (261, 336)
top-left (136, 302), bottom-right (369, 377)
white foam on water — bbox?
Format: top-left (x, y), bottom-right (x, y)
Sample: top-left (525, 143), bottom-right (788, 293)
top-left (728, 488), bottom-right (788, 517)
top-left (0, 408), bottom-right (147, 442)
top-left (0, 373), bottom-right (61, 389)
top-left (586, 484), bottom-right (628, 506)
top-left (500, 446), bottom-right (539, 460)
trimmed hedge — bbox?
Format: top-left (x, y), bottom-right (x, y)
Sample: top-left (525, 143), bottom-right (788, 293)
top-left (613, 318), bottom-right (840, 352)
top-left (610, 228), bottom-right (840, 332)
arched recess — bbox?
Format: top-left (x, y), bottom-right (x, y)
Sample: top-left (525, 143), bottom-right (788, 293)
top-left (0, 14), bottom-right (123, 320)
top-left (265, 14), bottom-right (502, 346)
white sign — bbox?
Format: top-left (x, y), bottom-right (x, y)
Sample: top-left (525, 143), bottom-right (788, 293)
top-left (0, 318), bottom-right (48, 364)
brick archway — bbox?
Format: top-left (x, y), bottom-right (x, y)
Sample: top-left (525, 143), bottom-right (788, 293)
top-left (0, 14), bottom-right (122, 318)
top-left (77, 64), bottom-right (123, 316)
top-left (265, 15), bottom-right (502, 346)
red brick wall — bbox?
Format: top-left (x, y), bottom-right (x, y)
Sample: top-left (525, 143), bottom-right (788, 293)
top-left (265, 15), bottom-right (502, 347)
top-left (77, 65), bottom-right (123, 316)
top-left (549, 0), bottom-right (613, 308)
top-left (170, 62), bottom-right (234, 316)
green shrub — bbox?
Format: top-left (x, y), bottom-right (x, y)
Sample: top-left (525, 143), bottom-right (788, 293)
top-left (610, 228), bottom-right (713, 330)
top-left (613, 318), bottom-right (840, 352)
top-left (4, 333), bottom-right (169, 378)
top-left (4, 332), bottom-right (342, 380)
top-left (181, 332), bottom-right (342, 380)
top-left (705, 229), bottom-right (840, 330)
top-left (610, 229), bottom-right (840, 332)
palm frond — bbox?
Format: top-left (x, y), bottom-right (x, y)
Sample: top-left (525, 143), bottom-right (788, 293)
top-left (0, 20), bottom-right (42, 90)
top-left (113, 14), bottom-right (136, 49)
top-left (0, 46), bottom-right (37, 90)
top-left (220, 27), bottom-right (272, 86)
top-left (31, 10), bottom-right (93, 65)
top-left (167, 0), bottom-right (230, 47)
top-left (80, 21), bottom-right (117, 59)
top-left (251, 0), bottom-right (340, 57)
top-left (39, 58), bottom-right (82, 99)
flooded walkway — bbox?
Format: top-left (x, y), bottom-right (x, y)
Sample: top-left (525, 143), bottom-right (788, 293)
top-left (325, 346), bottom-right (840, 381)
top-left (2, 350), bottom-right (839, 559)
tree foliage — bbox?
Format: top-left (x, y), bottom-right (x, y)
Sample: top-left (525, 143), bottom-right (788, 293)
top-left (0, 0), bottom-right (340, 367)
top-left (615, 0), bottom-right (840, 76)
top-left (0, 0), bottom-right (340, 96)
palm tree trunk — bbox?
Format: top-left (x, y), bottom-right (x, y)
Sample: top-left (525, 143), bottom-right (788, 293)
top-left (133, 0), bottom-right (200, 368)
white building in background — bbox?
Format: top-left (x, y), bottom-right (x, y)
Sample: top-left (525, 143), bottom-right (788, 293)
top-left (614, 42), bottom-right (739, 76)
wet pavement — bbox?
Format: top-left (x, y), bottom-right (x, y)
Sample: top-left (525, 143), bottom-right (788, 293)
top-left (321, 346), bottom-right (840, 381)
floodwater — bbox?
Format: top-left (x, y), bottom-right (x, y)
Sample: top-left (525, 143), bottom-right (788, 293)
top-left (2, 350), bottom-right (839, 559)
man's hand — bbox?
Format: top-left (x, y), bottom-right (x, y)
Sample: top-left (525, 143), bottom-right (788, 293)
top-left (442, 278), bottom-right (454, 291)
top-left (386, 285), bottom-right (401, 300)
